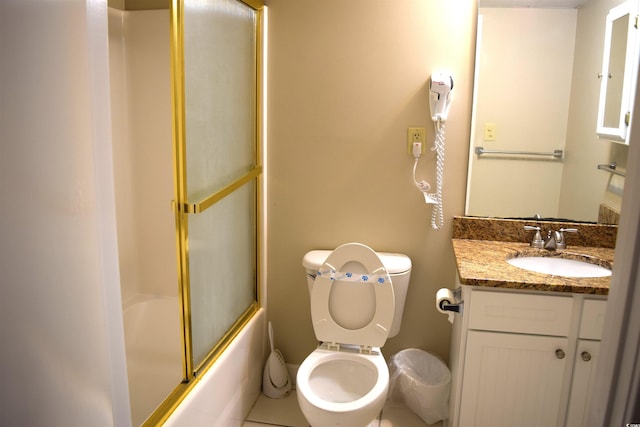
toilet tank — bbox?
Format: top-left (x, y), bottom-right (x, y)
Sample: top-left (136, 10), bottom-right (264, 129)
top-left (302, 249), bottom-right (412, 338)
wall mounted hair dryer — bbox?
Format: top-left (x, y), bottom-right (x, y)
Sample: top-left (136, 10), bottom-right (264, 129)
top-left (429, 72), bottom-right (454, 122)
top-left (428, 72), bottom-right (453, 230)
top-left (410, 72), bottom-right (453, 231)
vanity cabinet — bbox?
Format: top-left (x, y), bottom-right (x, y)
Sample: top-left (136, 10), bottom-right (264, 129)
top-left (459, 331), bottom-right (568, 426)
top-left (449, 285), bottom-right (607, 427)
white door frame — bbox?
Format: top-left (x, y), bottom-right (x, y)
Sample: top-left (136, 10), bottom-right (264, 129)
top-left (589, 57), bottom-right (640, 426)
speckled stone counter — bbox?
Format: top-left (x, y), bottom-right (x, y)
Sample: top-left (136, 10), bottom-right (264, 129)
top-left (451, 216), bottom-right (617, 295)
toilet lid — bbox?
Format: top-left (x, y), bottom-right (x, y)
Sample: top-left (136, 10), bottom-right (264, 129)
top-left (311, 243), bottom-right (394, 349)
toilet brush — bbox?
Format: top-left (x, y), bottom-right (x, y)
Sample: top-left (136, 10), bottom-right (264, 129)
top-left (262, 321), bottom-right (291, 398)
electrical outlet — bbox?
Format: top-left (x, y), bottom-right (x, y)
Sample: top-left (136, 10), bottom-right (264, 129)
top-left (484, 123), bottom-right (497, 141)
top-left (407, 127), bottom-right (426, 154)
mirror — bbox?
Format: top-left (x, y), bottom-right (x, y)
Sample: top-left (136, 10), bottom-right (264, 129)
top-left (596, 0), bottom-right (639, 143)
top-left (465, 0), bottom-right (631, 223)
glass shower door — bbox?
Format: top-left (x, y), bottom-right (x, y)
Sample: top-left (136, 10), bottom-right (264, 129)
top-left (172, 0), bottom-right (263, 376)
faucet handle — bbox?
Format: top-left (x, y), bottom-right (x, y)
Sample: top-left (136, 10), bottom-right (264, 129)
top-left (524, 226), bottom-right (544, 248)
top-left (556, 228), bottom-right (578, 249)
top-left (559, 228), bottom-right (578, 234)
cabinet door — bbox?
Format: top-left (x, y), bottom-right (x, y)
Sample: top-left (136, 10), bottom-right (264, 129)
top-left (565, 340), bottom-right (601, 427)
top-left (459, 331), bottom-right (568, 427)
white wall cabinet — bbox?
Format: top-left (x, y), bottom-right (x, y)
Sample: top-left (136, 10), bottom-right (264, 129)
top-left (449, 284), bottom-right (607, 427)
top-left (596, 0), bottom-right (640, 145)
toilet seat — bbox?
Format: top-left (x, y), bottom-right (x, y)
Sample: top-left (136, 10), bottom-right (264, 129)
top-left (311, 242), bottom-right (394, 350)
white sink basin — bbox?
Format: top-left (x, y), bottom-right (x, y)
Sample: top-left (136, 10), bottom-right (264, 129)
top-left (507, 256), bottom-right (611, 278)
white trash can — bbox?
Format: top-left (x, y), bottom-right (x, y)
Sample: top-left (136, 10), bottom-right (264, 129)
top-left (388, 348), bottom-right (451, 425)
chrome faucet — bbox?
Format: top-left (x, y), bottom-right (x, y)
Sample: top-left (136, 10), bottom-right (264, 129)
top-left (524, 226), bottom-right (578, 250)
top-left (544, 228), bottom-right (578, 250)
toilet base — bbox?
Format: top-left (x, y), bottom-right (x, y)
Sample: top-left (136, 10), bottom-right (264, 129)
top-left (297, 386), bottom-right (385, 427)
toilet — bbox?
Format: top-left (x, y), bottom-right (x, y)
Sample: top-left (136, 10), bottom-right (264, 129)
top-left (297, 243), bottom-right (412, 427)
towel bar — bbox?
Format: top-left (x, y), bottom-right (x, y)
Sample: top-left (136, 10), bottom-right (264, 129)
top-left (475, 146), bottom-right (563, 159)
top-left (597, 162), bottom-right (626, 177)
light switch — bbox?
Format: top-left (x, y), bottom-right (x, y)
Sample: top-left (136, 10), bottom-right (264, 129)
top-left (484, 123), bottom-right (497, 141)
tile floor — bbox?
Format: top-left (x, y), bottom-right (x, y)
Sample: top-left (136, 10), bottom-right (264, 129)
top-left (243, 391), bottom-right (443, 427)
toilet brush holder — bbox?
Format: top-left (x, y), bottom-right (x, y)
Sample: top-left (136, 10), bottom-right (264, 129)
top-left (262, 322), bottom-right (292, 398)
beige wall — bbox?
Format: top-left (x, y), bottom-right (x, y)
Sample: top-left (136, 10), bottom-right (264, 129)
top-left (266, 0), bottom-right (477, 364)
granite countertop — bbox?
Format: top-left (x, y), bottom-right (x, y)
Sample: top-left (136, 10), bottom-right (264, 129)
top-left (451, 217), bottom-right (617, 295)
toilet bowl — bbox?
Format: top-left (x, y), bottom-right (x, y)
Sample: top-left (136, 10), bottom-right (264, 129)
top-left (297, 243), bottom-right (412, 427)
top-left (297, 347), bottom-right (388, 427)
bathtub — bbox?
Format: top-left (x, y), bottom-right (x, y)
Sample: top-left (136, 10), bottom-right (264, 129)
top-left (123, 295), bottom-right (183, 426)
top-left (164, 308), bottom-right (267, 427)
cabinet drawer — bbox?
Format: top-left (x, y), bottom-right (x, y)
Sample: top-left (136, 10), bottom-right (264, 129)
top-left (468, 290), bottom-right (573, 336)
top-left (579, 299), bottom-right (607, 340)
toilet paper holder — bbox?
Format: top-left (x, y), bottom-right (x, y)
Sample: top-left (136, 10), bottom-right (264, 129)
top-left (438, 287), bottom-right (463, 315)
top-left (439, 301), bottom-right (462, 313)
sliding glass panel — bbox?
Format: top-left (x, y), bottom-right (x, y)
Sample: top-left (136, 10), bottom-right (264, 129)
top-left (184, 0), bottom-right (256, 202)
top-left (181, 0), bottom-right (260, 373)
top-left (189, 181), bottom-right (256, 366)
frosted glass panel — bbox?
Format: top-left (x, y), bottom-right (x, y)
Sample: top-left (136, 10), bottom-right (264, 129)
top-left (189, 182), bottom-right (256, 366)
top-left (184, 0), bottom-right (257, 202)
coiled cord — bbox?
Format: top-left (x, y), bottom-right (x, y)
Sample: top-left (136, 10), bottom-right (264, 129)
top-left (430, 120), bottom-right (445, 230)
